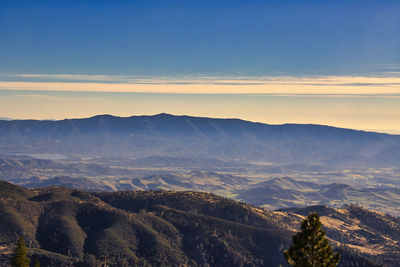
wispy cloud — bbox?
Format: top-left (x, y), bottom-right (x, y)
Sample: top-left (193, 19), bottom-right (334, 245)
top-left (1, 73), bottom-right (400, 95)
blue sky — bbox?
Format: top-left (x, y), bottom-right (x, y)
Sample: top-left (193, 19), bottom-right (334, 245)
top-left (1, 0), bottom-right (400, 133)
top-left (1, 0), bottom-right (400, 76)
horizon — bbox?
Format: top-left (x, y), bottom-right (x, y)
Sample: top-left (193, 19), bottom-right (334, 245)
top-left (1, 0), bottom-right (399, 134)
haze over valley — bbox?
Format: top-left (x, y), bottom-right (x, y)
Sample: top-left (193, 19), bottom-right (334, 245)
top-left (1, 114), bottom-right (400, 216)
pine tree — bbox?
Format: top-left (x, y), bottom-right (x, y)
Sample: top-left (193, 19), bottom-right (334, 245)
top-left (284, 212), bottom-right (340, 267)
top-left (11, 237), bottom-right (31, 267)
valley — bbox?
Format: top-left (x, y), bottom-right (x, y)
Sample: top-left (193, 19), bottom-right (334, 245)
top-left (1, 155), bottom-right (400, 216)
top-left (1, 114), bottom-right (400, 266)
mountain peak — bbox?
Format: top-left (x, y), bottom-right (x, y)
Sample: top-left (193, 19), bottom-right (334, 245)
top-left (153, 112), bottom-right (174, 117)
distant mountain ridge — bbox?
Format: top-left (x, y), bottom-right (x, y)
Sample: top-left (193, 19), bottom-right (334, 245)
top-left (1, 113), bottom-right (400, 167)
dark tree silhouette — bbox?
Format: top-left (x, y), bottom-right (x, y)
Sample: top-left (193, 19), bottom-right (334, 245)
top-left (284, 212), bottom-right (340, 267)
top-left (11, 237), bottom-right (30, 267)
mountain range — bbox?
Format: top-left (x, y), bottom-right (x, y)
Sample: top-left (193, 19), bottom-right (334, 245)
top-left (1, 113), bottom-right (400, 167)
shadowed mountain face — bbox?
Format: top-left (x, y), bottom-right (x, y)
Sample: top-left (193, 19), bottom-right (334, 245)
top-left (0, 180), bottom-right (390, 267)
top-left (1, 113), bottom-right (400, 167)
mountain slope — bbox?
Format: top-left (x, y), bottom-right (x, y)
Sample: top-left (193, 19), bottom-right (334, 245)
top-left (1, 114), bottom-right (400, 167)
top-left (0, 180), bottom-right (393, 266)
top-left (279, 205), bottom-right (400, 266)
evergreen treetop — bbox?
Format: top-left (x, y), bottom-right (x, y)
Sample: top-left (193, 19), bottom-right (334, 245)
top-left (284, 212), bottom-right (340, 267)
top-left (11, 237), bottom-right (31, 267)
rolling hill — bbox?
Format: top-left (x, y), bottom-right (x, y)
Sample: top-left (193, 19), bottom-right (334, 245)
top-left (2, 157), bottom-right (400, 216)
top-left (0, 180), bottom-right (398, 266)
top-left (236, 177), bottom-right (400, 216)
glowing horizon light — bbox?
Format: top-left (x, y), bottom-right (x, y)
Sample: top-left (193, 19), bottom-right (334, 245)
top-left (1, 74), bottom-right (400, 95)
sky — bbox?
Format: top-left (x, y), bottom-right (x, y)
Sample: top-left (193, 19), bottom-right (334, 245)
top-left (1, 0), bottom-right (400, 133)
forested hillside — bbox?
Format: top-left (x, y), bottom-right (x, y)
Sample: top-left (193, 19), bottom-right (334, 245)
top-left (0, 180), bottom-right (394, 266)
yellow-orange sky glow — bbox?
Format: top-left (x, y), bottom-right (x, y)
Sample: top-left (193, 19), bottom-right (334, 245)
top-left (1, 75), bottom-right (400, 95)
top-left (1, 74), bottom-right (400, 134)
